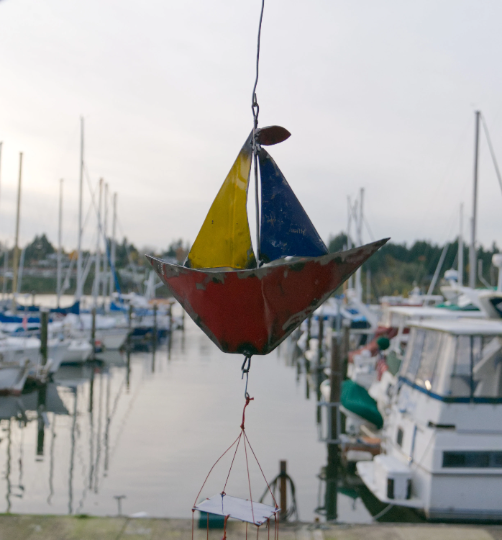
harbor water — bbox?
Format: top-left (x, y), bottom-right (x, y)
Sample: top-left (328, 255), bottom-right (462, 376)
top-left (0, 297), bottom-right (415, 523)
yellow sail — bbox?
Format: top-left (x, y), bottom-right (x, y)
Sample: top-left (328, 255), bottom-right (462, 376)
top-left (186, 133), bottom-right (256, 269)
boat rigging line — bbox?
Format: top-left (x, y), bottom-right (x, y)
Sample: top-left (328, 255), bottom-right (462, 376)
top-left (480, 113), bottom-right (502, 197)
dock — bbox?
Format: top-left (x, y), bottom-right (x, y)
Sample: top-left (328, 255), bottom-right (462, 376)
top-left (0, 516), bottom-right (500, 540)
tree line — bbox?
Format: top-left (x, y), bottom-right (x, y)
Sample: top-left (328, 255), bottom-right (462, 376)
top-left (328, 233), bottom-right (500, 299)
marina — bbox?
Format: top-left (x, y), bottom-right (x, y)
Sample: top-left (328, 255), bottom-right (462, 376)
top-left (2, 0), bottom-right (502, 533)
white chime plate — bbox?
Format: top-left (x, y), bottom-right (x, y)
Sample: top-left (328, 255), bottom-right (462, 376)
top-left (194, 494), bottom-right (279, 526)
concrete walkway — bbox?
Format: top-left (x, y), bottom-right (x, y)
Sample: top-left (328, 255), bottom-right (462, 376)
top-left (0, 516), bottom-right (500, 540)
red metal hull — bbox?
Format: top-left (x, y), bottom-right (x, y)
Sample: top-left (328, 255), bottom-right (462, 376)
top-left (147, 239), bottom-right (387, 356)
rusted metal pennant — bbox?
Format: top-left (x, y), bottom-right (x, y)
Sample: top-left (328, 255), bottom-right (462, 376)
top-left (146, 238), bottom-right (388, 356)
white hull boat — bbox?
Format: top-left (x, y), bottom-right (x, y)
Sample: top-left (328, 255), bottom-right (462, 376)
top-left (0, 360), bottom-right (32, 395)
top-left (357, 318), bottom-right (502, 521)
top-left (96, 327), bottom-right (128, 350)
top-left (62, 339), bottom-right (93, 364)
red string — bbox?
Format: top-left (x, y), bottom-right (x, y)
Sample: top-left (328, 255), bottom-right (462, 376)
top-left (243, 433), bottom-right (255, 524)
top-left (240, 396), bottom-right (254, 430)
top-left (191, 509), bottom-right (195, 540)
top-left (267, 519), bottom-right (270, 540)
top-left (207, 511), bottom-right (209, 540)
top-left (222, 515), bottom-right (229, 540)
top-left (246, 522), bottom-right (248, 540)
top-left (243, 431), bottom-right (278, 508)
top-left (193, 432), bottom-right (242, 507)
top-left (222, 432), bottom-right (243, 494)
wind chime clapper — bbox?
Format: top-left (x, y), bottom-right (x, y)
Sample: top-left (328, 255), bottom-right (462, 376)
top-left (191, 391), bottom-right (280, 540)
top-left (194, 495), bottom-right (279, 527)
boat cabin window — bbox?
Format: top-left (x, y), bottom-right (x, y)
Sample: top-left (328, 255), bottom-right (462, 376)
top-left (443, 451), bottom-right (502, 468)
top-left (401, 329), bottom-right (502, 400)
top-left (401, 329), bottom-right (449, 393)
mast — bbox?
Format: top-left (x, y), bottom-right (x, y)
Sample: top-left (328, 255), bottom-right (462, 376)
top-left (11, 152), bottom-right (23, 311)
top-left (0, 143), bottom-right (4, 302)
top-left (2, 245), bottom-right (7, 301)
top-left (0, 141), bottom-right (3, 215)
top-left (103, 183), bottom-right (108, 304)
top-left (110, 193), bottom-right (117, 295)
top-left (57, 179), bottom-right (64, 307)
top-left (469, 110), bottom-right (480, 289)
top-left (347, 197), bottom-right (353, 289)
top-left (458, 203), bottom-right (464, 287)
top-left (93, 179), bottom-right (103, 308)
top-left (76, 117), bottom-right (84, 301)
top-left (355, 188), bottom-right (364, 301)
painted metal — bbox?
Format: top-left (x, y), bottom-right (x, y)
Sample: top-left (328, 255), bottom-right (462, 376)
top-left (147, 238), bottom-right (388, 356)
top-left (258, 147), bottom-right (328, 263)
top-left (186, 132), bottom-right (256, 270)
top-left (194, 494), bottom-right (278, 526)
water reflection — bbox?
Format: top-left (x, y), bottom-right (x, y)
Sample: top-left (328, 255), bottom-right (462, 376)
top-left (0, 319), bottom-right (421, 522)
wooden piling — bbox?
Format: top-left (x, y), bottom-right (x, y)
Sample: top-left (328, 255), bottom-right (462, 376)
top-left (330, 336), bottom-right (343, 431)
top-left (91, 307), bottom-right (96, 362)
top-left (152, 304), bottom-right (157, 349)
top-left (40, 310), bottom-right (48, 366)
top-left (342, 322), bottom-right (351, 378)
top-left (279, 460), bottom-right (287, 520)
top-left (318, 313), bottom-right (324, 364)
top-left (128, 304), bottom-right (133, 348)
top-left (326, 335), bottom-right (344, 520)
top-left (36, 383), bottom-right (47, 457)
top-left (306, 314), bottom-right (312, 348)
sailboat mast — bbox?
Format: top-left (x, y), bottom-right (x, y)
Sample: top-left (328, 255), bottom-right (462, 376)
top-left (11, 152), bottom-right (23, 311)
top-left (0, 142), bottom-right (3, 301)
top-left (57, 179), bottom-right (64, 308)
top-left (0, 142), bottom-right (3, 215)
top-left (93, 178), bottom-right (103, 308)
top-left (103, 182), bottom-right (109, 303)
top-left (110, 193), bottom-right (117, 295)
top-left (76, 117), bottom-right (84, 301)
top-left (458, 203), bottom-right (464, 287)
top-left (347, 196), bottom-right (353, 289)
top-left (355, 188), bottom-right (364, 301)
top-left (2, 245), bottom-right (7, 301)
top-left (469, 110), bottom-right (480, 289)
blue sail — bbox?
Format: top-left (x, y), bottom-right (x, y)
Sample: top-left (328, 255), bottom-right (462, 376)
top-left (258, 148), bottom-right (328, 263)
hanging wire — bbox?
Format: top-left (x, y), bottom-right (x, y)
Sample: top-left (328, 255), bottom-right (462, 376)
top-left (251, 0), bottom-right (266, 129)
top-left (252, 0), bottom-right (266, 264)
top-left (241, 355), bottom-right (252, 398)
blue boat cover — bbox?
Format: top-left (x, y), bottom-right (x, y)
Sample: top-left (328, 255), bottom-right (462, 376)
top-left (258, 148), bottom-right (328, 263)
top-left (0, 301), bottom-right (80, 323)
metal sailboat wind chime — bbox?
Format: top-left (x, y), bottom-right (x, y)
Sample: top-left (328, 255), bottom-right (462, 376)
top-left (148, 0), bottom-right (388, 536)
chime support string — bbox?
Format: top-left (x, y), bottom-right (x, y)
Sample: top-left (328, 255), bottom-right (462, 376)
top-left (222, 432), bottom-right (243, 494)
top-left (251, 0), bottom-right (265, 264)
top-left (243, 430), bottom-right (278, 508)
top-left (192, 432), bottom-right (242, 508)
top-left (243, 426), bottom-right (255, 524)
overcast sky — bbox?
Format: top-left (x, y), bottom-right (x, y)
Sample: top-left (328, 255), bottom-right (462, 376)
top-left (1, 0), bottom-right (502, 254)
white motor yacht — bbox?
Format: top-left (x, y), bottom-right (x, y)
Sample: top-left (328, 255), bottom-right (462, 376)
top-left (357, 318), bottom-right (502, 521)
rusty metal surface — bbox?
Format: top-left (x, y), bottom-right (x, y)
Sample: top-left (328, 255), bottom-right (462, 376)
top-left (256, 125), bottom-right (291, 146)
top-left (147, 238), bottom-right (388, 356)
